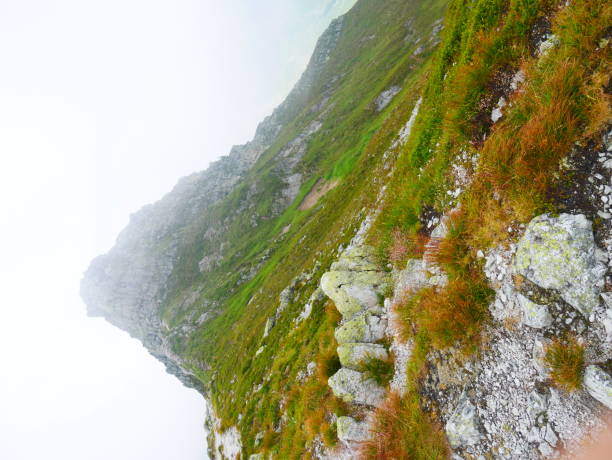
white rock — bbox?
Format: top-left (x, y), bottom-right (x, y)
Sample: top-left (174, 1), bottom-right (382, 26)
top-left (517, 294), bottom-right (553, 328)
top-left (538, 34), bottom-right (560, 56)
top-left (445, 393), bottom-right (481, 448)
top-left (491, 97), bottom-right (507, 123)
top-left (532, 336), bottom-right (552, 377)
top-left (583, 365), bottom-right (612, 409)
top-left (328, 368), bottom-right (386, 407)
top-left (337, 343), bottom-right (389, 370)
top-left (514, 214), bottom-right (605, 317)
top-left (337, 416), bottom-right (371, 442)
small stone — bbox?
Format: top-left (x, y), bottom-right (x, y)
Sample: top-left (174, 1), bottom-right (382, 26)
top-left (598, 211), bottom-right (612, 219)
top-left (517, 294), bottom-right (553, 329)
top-left (337, 416), bottom-right (370, 442)
top-left (584, 365), bottom-right (612, 409)
top-left (445, 393), bottom-right (481, 448)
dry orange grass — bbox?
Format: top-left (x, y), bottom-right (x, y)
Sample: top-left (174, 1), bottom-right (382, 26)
top-left (358, 392), bottom-right (449, 460)
top-left (545, 335), bottom-right (585, 392)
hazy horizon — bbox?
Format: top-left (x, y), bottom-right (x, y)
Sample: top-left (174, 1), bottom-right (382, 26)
top-left (0, 1), bottom-right (357, 459)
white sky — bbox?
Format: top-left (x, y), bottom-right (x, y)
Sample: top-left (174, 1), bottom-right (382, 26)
top-left (0, 1), bottom-right (356, 459)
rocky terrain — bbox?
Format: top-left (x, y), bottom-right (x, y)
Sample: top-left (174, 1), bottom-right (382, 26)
top-left (82, 0), bottom-right (610, 458)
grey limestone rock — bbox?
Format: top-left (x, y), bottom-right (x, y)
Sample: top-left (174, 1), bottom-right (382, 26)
top-left (375, 86), bottom-right (401, 111)
top-left (328, 367), bottom-right (385, 407)
top-left (514, 214), bottom-right (605, 317)
top-left (334, 310), bottom-right (387, 344)
top-left (517, 293), bottom-right (553, 329)
top-left (320, 245), bottom-right (390, 320)
top-left (337, 343), bottom-right (389, 370)
top-left (337, 416), bottom-right (371, 442)
top-left (584, 365), bottom-right (612, 409)
top-left (445, 393), bottom-right (481, 448)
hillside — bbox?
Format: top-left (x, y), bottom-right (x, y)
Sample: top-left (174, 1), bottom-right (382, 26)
top-left (82, 0), bottom-right (611, 458)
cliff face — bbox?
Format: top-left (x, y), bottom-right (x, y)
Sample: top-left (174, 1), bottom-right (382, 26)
top-left (82, 0), bottom-right (611, 458)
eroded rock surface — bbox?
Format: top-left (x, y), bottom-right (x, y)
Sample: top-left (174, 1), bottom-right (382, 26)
top-left (334, 309), bottom-right (387, 343)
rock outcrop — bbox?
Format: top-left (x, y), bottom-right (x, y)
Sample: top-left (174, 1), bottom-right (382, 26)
top-left (321, 244), bottom-right (389, 409)
top-left (514, 213), bottom-right (606, 317)
top-left (328, 368), bottom-right (385, 407)
top-left (320, 245), bottom-right (389, 320)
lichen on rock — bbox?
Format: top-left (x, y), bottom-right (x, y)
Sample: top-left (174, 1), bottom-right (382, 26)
top-left (328, 367), bottom-right (385, 407)
top-left (517, 293), bottom-right (553, 329)
top-left (334, 309), bottom-right (387, 344)
top-left (320, 245), bottom-right (390, 320)
top-left (514, 213), bottom-right (605, 317)
top-left (445, 392), bottom-right (481, 448)
top-left (337, 342), bottom-right (388, 370)
top-left (337, 416), bottom-right (371, 442)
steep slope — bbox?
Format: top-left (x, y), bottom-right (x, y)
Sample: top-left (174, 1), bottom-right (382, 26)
top-left (82, 0), bottom-right (611, 458)
top-left (82, 0), bottom-right (449, 456)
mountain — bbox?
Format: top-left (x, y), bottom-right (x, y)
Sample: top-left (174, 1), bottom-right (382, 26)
top-left (82, 0), bottom-right (612, 458)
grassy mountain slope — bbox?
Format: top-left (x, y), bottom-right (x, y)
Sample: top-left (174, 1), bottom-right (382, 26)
top-left (82, 0), bottom-right (610, 458)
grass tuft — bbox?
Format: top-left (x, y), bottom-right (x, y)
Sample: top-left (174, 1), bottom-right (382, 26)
top-left (545, 335), bottom-right (585, 392)
top-left (362, 356), bottom-right (395, 387)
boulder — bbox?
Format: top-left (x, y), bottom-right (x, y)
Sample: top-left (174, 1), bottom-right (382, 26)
top-left (517, 293), bottom-right (553, 329)
top-left (393, 259), bottom-right (428, 296)
top-left (328, 367), bottom-right (385, 407)
top-left (337, 416), bottom-right (371, 442)
top-left (514, 214), bottom-right (605, 317)
top-left (445, 393), bottom-right (481, 448)
top-left (337, 343), bottom-right (389, 370)
top-left (334, 310), bottom-right (387, 344)
top-left (584, 365), bottom-right (612, 409)
top-left (320, 245), bottom-right (390, 320)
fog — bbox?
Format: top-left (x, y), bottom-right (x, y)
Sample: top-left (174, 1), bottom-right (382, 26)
top-left (0, 1), bottom-right (356, 459)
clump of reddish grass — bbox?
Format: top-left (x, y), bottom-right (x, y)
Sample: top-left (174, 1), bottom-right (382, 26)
top-left (358, 392), bottom-right (449, 460)
top-left (414, 276), bottom-right (493, 350)
top-left (545, 335), bottom-right (585, 392)
top-left (388, 228), bottom-right (430, 266)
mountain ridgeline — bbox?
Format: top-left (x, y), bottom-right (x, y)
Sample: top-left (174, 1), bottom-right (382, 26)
top-left (82, 0), bottom-right (612, 458)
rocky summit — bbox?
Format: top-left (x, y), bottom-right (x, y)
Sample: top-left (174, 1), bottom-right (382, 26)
top-left (82, 0), bottom-right (611, 458)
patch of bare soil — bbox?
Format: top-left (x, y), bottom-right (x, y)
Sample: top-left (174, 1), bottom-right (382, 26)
top-left (298, 178), bottom-right (339, 210)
